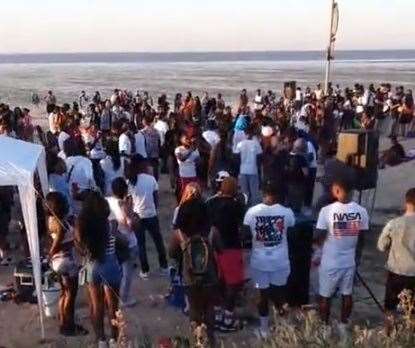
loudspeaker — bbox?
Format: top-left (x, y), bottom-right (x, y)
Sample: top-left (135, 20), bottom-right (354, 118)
top-left (284, 81), bottom-right (296, 100)
top-left (336, 129), bottom-right (379, 190)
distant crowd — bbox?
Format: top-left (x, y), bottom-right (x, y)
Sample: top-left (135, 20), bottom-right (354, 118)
top-left (0, 82), bottom-right (415, 347)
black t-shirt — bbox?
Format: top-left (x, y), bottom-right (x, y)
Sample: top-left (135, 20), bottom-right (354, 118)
top-left (206, 195), bottom-right (245, 249)
top-left (175, 199), bottom-right (210, 238)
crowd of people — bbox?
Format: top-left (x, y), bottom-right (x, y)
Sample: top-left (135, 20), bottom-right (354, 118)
top-left (0, 82), bottom-right (415, 347)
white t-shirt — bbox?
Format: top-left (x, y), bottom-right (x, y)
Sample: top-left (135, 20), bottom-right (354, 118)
top-left (202, 130), bottom-right (220, 148)
top-left (295, 90), bottom-right (303, 101)
top-left (317, 201), bottom-right (369, 270)
top-left (107, 196), bottom-right (137, 248)
top-left (232, 130), bottom-right (247, 153)
top-left (58, 131), bottom-right (70, 152)
top-left (131, 173), bottom-right (158, 219)
top-left (175, 146), bottom-right (200, 178)
top-left (119, 133), bottom-right (132, 156)
top-left (100, 156), bottom-right (124, 196)
top-left (48, 113), bottom-right (58, 133)
top-left (307, 141), bottom-right (317, 169)
top-left (154, 120), bottom-right (169, 147)
top-left (234, 138), bottom-right (263, 175)
top-left (244, 203), bottom-right (295, 272)
top-left (134, 131), bottom-right (147, 158)
top-left (65, 156), bottom-right (96, 191)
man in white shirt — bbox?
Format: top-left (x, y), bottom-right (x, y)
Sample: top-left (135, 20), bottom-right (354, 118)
top-left (130, 157), bottom-right (168, 278)
top-left (243, 182), bottom-right (295, 338)
top-left (154, 114), bottom-right (169, 147)
top-left (107, 177), bottom-right (138, 307)
top-left (315, 179), bottom-right (369, 334)
top-left (134, 130), bottom-right (148, 159)
top-left (254, 89), bottom-right (263, 111)
top-left (118, 122), bottom-right (132, 168)
top-left (234, 125), bottom-right (262, 206)
top-left (175, 132), bottom-right (200, 200)
top-left (202, 119), bottom-right (220, 148)
top-left (314, 83), bottom-right (324, 101)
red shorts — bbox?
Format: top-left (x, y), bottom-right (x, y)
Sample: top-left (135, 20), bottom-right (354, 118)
top-left (216, 249), bottom-right (245, 286)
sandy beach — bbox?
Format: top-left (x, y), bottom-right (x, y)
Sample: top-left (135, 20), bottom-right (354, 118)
top-left (1, 109), bottom-right (415, 347)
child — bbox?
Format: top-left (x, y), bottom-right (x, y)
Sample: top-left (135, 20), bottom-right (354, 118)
top-left (315, 179), bottom-right (369, 336)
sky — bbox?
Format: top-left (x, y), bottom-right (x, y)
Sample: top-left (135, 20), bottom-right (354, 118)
top-left (0, 0), bottom-right (413, 53)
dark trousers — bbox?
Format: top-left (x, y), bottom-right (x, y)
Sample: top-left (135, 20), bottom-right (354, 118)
top-left (187, 285), bottom-right (216, 343)
top-left (149, 158), bottom-right (159, 181)
top-left (304, 168), bottom-right (317, 208)
top-left (385, 271), bottom-right (415, 311)
top-left (135, 216), bottom-right (167, 273)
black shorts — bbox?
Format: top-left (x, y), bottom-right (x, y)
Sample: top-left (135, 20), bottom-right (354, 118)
top-left (384, 271), bottom-right (415, 311)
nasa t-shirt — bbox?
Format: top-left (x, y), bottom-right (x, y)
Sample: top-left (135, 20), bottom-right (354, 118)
top-left (244, 203), bottom-right (295, 272)
top-left (317, 201), bottom-right (369, 270)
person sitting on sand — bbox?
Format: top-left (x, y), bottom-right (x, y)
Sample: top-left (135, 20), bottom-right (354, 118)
top-left (379, 136), bottom-right (406, 168)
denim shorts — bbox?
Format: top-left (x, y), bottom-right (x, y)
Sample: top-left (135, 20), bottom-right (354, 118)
top-left (84, 254), bottom-right (122, 290)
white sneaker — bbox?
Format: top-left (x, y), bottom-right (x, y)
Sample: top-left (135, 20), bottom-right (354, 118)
top-left (98, 340), bottom-right (108, 348)
top-left (256, 328), bottom-right (269, 340)
top-left (321, 325), bottom-right (332, 340)
top-left (108, 338), bottom-right (117, 348)
top-left (139, 271), bottom-right (149, 279)
top-left (337, 322), bottom-right (350, 340)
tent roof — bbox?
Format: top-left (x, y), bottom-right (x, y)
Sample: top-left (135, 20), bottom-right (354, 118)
top-left (0, 136), bottom-right (44, 185)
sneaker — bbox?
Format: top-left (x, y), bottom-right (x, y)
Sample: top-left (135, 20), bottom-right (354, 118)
top-left (108, 338), bottom-right (117, 348)
top-left (321, 325), bottom-right (332, 340)
top-left (337, 322), bottom-right (350, 340)
top-left (158, 267), bottom-right (169, 277)
top-left (139, 271), bottom-right (149, 279)
top-left (256, 328), bottom-right (269, 340)
top-left (214, 307), bottom-right (223, 330)
top-left (0, 257), bottom-right (13, 266)
top-left (121, 298), bottom-right (137, 308)
top-left (98, 340), bottom-right (108, 348)
top-left (219, 318), bottom-right (241, 333)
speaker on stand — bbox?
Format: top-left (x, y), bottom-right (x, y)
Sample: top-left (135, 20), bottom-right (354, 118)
top-left (336, 129), bottom-right (379, 213)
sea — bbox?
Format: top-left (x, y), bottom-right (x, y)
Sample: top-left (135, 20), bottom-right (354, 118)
top-left (0, 50), bottom-right (415, 108)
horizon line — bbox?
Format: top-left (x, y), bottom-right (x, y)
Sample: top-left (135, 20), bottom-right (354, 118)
top-left (1, 48), bottom-right (415, 56)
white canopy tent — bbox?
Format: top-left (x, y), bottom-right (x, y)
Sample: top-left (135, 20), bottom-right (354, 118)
top-left (0, 136), bottom-right (48, 338)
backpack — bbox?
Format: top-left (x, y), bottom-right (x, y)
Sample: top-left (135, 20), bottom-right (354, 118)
top-left (179, 232), bottom-right (211, 287)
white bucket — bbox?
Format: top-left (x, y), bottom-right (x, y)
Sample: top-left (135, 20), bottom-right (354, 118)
top-left (42, 287), bottom-right (60, 318)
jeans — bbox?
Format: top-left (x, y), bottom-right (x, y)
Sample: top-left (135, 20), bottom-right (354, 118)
top-left (239, 174), bottom-right (260, 206)
top-left (120, 246), bottom-right (139, 303)
top-left (135, 216), bottom-right (168, 273)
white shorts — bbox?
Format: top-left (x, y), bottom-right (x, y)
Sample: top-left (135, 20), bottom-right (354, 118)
top-left (251, 268), bottom-right (290, 289)
top-left (319, 266), bottom-right (355, 298)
